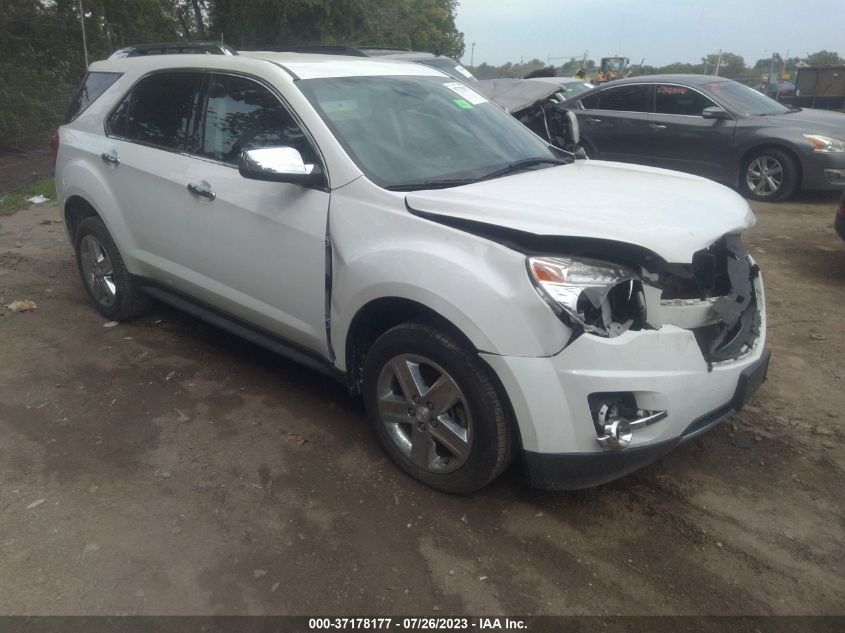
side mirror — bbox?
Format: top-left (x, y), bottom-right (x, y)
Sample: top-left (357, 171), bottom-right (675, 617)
top-left (702, 106), bottom-right (731, 120)
top-left (239, 147), bottom-right (324, 186)
top-left (566, 110), bottom-right (581, 148)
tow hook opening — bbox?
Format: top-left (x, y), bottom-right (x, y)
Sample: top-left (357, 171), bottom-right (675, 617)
top-left (589, 393), bottom-right (668, 450)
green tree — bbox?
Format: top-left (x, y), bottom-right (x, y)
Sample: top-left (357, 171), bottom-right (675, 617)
top-left (806, 50), bottom-right (843, 66)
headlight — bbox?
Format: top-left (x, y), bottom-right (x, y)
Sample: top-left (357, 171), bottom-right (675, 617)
top-left (803, 134), bottom-right (845, 153)
top-left (527, 256), bottom-right (646, 337)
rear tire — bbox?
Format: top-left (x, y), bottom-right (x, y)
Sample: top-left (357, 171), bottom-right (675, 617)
top-left (362, 322), bottom-right (516, 494)
top-left (740, 148), bottom-right (798, 202)
top-left (74, 216), bottom-right (153, 321)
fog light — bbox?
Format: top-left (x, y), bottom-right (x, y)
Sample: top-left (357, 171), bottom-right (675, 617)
top-left (599, 417), bottom-right (632, 450)
top-left (591, 396), bottom-right (668, 451)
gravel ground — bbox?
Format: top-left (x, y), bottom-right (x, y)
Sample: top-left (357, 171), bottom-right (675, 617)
top-left (0, 192), bottom-right (843, 616)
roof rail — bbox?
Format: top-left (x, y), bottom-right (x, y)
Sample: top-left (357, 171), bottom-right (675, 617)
top-left (110, 41), bottom-right (238, 59)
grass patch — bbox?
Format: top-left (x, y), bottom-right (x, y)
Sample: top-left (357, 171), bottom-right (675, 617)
top-left (0, 178), bottom-right (56, 216)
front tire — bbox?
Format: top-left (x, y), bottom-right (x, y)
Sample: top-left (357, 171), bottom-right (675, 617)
top-left (362, 322), bottom-right (516, 494)
top-left (740, 148), bottom-right (798, 202)
top-left (74, 216), bottom-right (153, 321)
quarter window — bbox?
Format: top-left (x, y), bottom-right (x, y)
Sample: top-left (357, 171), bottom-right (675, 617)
top-left (200, 74), bottom-right (314, 164)
top-left (654, 84), bottom-right (715, 116)
top-left (65, 72), bottom-right (122, 123)
top-left (108, 72), bottom-right (203, 149)
top-left (580, 85), bottom-right (651, 112)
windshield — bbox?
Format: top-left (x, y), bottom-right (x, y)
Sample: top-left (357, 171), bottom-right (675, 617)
top-left (702, 80), bottom-right (790, 116)
top-left (297, 75), bottom-right (559, 190)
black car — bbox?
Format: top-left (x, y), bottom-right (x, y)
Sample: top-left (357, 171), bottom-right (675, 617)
top-left (571, 75), bottom-right (845, 201)
top-left (759, 79), bottom-right (796, 104)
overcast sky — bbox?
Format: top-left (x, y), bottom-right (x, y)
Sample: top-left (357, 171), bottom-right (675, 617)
top-left (455, 0), bottom-right (844, 67)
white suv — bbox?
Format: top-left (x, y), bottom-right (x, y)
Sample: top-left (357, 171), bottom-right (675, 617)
top-left (55, 52), bottom-right (770, 493)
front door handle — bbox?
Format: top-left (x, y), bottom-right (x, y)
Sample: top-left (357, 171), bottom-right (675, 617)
top-left (187, 182), bottom-right (216, 201)
top-left (101, 151), bottom-right (119, 166)
top-left (586, 117), bottom-right (602, 124)
top-left (649, 123), bottom-right (668, 130)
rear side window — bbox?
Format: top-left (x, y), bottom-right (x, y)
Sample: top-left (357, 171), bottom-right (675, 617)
top-left (65, 72), bottom-right (122, 123)
top-left (199, 74), bottom-right (314, 164)
top-left (655, 84), bottom-right (715, 116)
top-left (581, 85), bottom-right (651, 112)
top-left (108, 72), bottom-right (203, 150)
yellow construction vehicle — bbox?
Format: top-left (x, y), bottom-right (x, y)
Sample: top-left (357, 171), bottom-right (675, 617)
top-left (594, 56), bottom-right (630, 84)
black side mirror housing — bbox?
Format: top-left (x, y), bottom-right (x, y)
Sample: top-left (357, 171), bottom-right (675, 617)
top-left (702, 106), bottom-right (732, 120)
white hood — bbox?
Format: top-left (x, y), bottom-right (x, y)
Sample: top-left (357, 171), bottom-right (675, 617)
top-left (405, 160), bottom-right (756, 263)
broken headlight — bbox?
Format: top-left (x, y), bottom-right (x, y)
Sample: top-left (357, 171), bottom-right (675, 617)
top-left (528, 256), bottom-right (646, 337)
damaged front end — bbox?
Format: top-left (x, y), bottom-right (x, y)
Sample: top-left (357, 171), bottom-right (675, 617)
top-left (524, 230), bottom-right (762, 365)
top-left (655, 234), bottom-right (762, 364)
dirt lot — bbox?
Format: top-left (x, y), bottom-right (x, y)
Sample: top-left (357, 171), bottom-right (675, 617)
top-left (0, 191), bottom-right (843, 616)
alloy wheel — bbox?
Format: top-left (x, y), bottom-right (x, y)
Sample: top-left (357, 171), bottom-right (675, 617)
top-left (746, 155), bottom-right (784, 197)
top-left (79, 234), bottom-right (117, 307)
top-left (376, 353), bottom-right (472, 474)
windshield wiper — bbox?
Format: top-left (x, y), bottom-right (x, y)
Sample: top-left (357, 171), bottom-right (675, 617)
top-left (385, 178), bottom-right (480, 192)
top-left (479, 157), bottom-right (568, 181)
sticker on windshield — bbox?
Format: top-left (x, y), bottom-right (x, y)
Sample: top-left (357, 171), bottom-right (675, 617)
top-left (443, 82), bottom-right (487, 105)
top-left (453, 98), bottom-right (473, 109)
top-left (454, 65), bottom-right (474, 79)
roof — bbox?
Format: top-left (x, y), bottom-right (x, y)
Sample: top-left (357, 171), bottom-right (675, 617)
top-left (240, 52), bottom-right (445, 79)
top-left (597, 74), bottom-right (735, 87)
top-left (90, 51), bottom-right (446, 80)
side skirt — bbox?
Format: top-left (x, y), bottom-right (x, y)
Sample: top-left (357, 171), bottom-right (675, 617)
top-left (140, 282), bottom-right (343, 380)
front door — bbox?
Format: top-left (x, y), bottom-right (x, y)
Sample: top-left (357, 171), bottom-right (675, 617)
top-left (180, 73), bottom-right (330, 356)
top-left (646, 83), bottom-right (736, 182)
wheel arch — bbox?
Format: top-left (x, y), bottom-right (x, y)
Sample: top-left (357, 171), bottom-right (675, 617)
top-left (64, 195), bottom-right (102, 240)
top-left (343, 296), bottom-right (479, 396)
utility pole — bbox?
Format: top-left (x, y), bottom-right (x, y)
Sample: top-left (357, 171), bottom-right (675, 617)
top-left (714, 49), bottom-right (723, 76)
top-left (470, 42), bottom-right (475, 67)
top-left (79, 0), bottom-right (89, 70)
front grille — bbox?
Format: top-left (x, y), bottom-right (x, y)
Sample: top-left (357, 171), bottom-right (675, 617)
top-left (660, 234), bottom-right (761, 363)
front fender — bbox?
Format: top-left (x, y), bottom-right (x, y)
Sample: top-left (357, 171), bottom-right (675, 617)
top-left (329, 182), bottom-right (571, 370)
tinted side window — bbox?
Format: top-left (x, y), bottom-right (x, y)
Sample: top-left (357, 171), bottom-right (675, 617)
top-left (65, 72), bottom-right (122, 123)
top-left (594, 85), bottom-right (651, 112)
top-left (125, 72), bottom-right (202, 149)
top-left (580, 92), bottom-right (600, 109)
top-left (200, 74), bottom-right (314, 164)
top-left (655, 84), bottom-right (714, 116)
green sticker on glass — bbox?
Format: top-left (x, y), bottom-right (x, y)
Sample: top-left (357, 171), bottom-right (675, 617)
top-left (453, 98), bottom-right (473, 109)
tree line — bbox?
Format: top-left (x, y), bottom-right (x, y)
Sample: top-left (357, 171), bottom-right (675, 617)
top-left (469, 50), bottom-right (844, 82)
top-left (1, 0), bottom-right (463, 152)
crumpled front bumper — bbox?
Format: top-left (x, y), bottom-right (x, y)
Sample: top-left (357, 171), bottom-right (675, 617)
top-left (482, 271), bottom-right (768, 490)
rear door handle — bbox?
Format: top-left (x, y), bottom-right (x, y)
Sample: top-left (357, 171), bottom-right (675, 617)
top-left (187, 182), bottom-right (216, 201)
top-left (649, 123), bottom-right (668, 130)
top-left (586, 117), bottom-right (602, 124)
top-left (100, 151), bottom-right (119, 166)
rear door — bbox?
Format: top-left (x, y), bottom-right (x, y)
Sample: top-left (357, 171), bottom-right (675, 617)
top-left (647, 83), bottom-right (736, 181)
top-left (575, 84), bottom-right (653, 162)
top-left (103, 70), bottom-right (204, 279)
top-left (179, 72), bottom-right (330, 355)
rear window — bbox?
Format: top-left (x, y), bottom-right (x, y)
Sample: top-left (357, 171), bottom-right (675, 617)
top-left (65, 72), bottom-right (122, 123)
top-left (107, 72), bottom-right (203, 150)
top-left (581, 84), bottom-right (651, 112)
